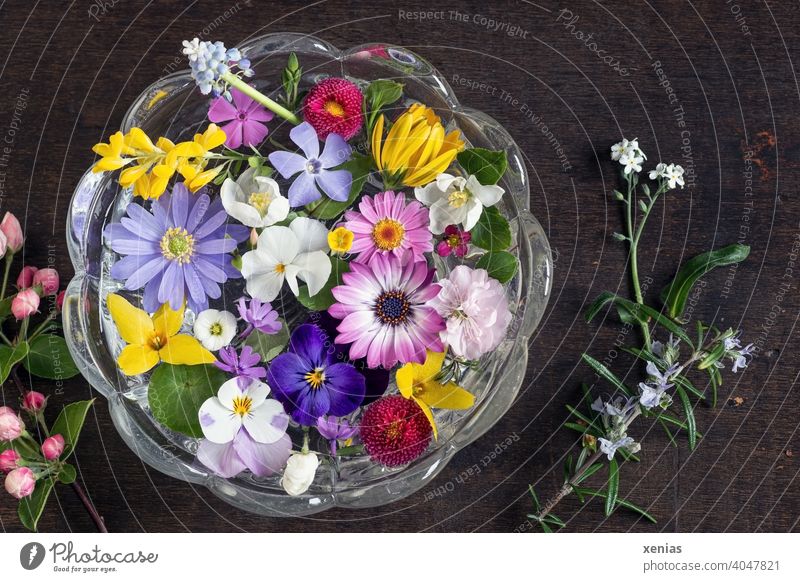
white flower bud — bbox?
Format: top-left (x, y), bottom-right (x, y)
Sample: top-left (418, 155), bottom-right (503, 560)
top-left (281, 451), bottom-right (319, 496)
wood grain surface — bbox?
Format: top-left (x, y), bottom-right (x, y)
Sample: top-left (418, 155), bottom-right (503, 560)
top-left (0, 0), bottom-right (797, 533)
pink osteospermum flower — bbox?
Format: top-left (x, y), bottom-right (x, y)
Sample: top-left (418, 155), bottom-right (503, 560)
top-left (436, 225), bottom-right (471, 258)
top-left (303, 77), bottom-right (364, 140)
top-left (328, 253), bottom-right (444, 369)
top-left (344, 190), bottom-right (432, 264)
top-left (208, 87), bottom-right (274, 149)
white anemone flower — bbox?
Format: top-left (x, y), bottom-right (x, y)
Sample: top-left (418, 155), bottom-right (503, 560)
top-left (220, 167), bottom-right (290, 228)
top-left (414, 173), bottom-right (504, 234)
top-left (241, 216), bottom-right (331, 302)
top-left (193, 309), bottom-right (237, 351)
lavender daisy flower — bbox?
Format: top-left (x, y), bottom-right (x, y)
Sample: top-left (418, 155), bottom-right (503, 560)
top-left (268, 122), bottom-right (352, 207)
top-left (103, 184), bottom-right (248, 313)
top-left (316, 416), bottom-right (359, 455)
top-left (215, 346), bottom-right (267, 389)
top-left (237, 296), bottom-right (282, 338)
top-left (268, 324), bottom-right (366, 425)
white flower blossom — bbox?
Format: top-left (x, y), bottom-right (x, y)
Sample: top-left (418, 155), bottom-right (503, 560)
top-left (281, 451), bottom-right (319, 495)
top-left (599, 436), bottom-right (640, 460)
top-left (649, 162), bottom-right (668, 180)
top-left (221, 168), bottom-right (290, 228)
top-left (621, 150), bottom-right (644, 175)
top-left (665, 164), bottom-right (685, 189)
top-left (193, 309), bottom-right (237, 351)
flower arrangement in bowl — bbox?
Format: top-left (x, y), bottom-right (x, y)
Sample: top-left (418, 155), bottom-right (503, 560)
top-left (63, 33), bottom-right (552, 516)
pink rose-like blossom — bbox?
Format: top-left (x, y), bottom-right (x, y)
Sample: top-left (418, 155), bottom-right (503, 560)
top-left (11, 288), bottom-right (39, 320)
top-left (208, 87), bottom-right (273, 149)
top-left (4, 467), bottom-right (35, 499)
top-left (0, 407), bottom-right (25, 441)
top-left (0, 449), bottom-right (21, 473)
top-left (33, 268), bottom-right (59, 295)
top-left (428, 266), bottom-right (512, 361)
top-left (22, 391), bottom-right (46, 413)
top-left (41, 434), bottom-right (65, 460)
top-left (0, 212), bottom-right (23, 253)
top-left (16, 265), bottom-right (38, 289)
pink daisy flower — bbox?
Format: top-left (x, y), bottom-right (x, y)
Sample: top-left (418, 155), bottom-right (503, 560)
top-left (302, 77), bottom-right (364, 140)
top-left (208, 87), bottom-right (274, 149)
top-left (328, 253), bottom-right (444, 369)
top-left (344, 190), bottom-right (432, 264)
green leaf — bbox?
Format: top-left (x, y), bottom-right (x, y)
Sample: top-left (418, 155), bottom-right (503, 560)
top-left (573, 462), bottom-right (604, 485)
top-left (148, 364), bottom-right (226, 438)
top-left (672, 374), bottom-right (706, 401)
top-left (661, 244), bottom-right (750, 320)
top-left (528, 484), bottom-right (541, 511)
top-left (605, 458), bottom-right (619, 516)
top-left (51, 399), bottom-right (95, 458)
top-left (470, 205), bottom-right (511, 251)
top-left (23, 334), bottom-right (80, 380)
top-left (572, 486), bottom-right (657, 523)
top-left (585, 291), bottom-right (636, 325)
top-left (57, 463), bottom-right (77, 484)
top-left (297, 258), bottom-right (350, 311)
top-left (307, 153), bottom-right (373, 219)
top-left (365, 79), bottom-right (403, 111)
top-left (675, 386), bottom-right (697, 450)
top-left (456, 147), bottom-right (508, 185)
top-left (475, 251), bottom-right (518, 283)
top-left (18, 477), bottom-right (55, 531)
top-left (244, 322), bottom-right (290, 363)
top-left (565, 404), bottom-right (603, 433)
top-left (581, 354), bottom-right (632, 396)
top-left (633, 303), bottom-right (694, 348)
top-left (0, 341), bottom-right (29, 384)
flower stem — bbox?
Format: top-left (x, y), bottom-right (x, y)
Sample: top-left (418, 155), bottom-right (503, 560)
top-left (0, 253), bottom-right (13, 300)
top-left (71, 480), bottom-right (109, 533)
top-left (222, 72), bottom-right (301, 125)
top-left (624, 176), bottom-right (652, 350)
top-left (535, 449), bottom-right (604, 523)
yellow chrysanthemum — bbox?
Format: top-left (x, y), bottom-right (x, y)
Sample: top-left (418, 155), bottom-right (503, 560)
top-left (107, 294), bottom-right (215, 376)
top-left (328, 226), bottom-right (354, 254)
top-left (372, 104), bottom-right (465, 188)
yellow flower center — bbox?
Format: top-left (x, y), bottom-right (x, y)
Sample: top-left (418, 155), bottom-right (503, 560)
top-left (304, 367), bottom-right (326, 389)
top-left (323, 100), bottom-right (345, 118)
top-left (147, 331), bottom-right (168, 351)
top-left (371, 218), bottom-right (405, 251)
top-left (231, 395), bottom-right (253, 417)
top-left (448, 190), bottom-right (470, 209)
top-left (209, 322), bottom-right (223, 336)
top-left (386, 420), bottom-right (403, 440)
top-left (160, 227), bottom-right (195, 264)
top-left (275, 263), bottom-right (286, 274)
top-left (412, 382), bottom-right (427, 398)
top-left (248, 191), bottom-right (273, 216)
top-left (446, 234), bottom-right (462, 249)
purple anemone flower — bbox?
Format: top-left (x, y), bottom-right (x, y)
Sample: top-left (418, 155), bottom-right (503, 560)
top-left (268, 324), bottom-right (366, 425)
top-left (237, 296), bottom-right (282, 338)
top-left (104, 183), bottom-right (248, 313)
top-left (268, 122), bottom-right (352, 207)
top-left (214, 345), bottom-right (267, 389)
top-left (316, 416), bottom-right (359, 455)
top-left (208, 87), bottom-right (274, 149)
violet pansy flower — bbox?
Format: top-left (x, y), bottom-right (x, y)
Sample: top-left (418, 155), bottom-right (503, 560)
top-left (214, 345), bottom-right (267, 389)
top-left (268, 122), bottom-right (352, 207)
top-left (208, 87), bottom-right (274, 149)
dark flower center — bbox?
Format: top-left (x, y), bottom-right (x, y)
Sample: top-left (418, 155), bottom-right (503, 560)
top-left (375, 290), bottom-right (410, 326)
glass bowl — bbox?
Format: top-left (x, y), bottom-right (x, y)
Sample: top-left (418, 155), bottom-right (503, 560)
top-left (62, 33), bottom-right (552, 516)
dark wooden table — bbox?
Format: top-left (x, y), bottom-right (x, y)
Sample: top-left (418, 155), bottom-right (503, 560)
top-left (1, 0), bottom-right (797, 533)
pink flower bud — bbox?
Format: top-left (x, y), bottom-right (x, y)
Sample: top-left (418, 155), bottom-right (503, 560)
top-left (33, 268), bottom-right (59, 296)
top-left (0, 406), bottom-right (25, 441)
top-left (56, 290), bottom-right (66, 311)
top-left (21, 391), bottom-right (46, 413)
top-left (0, 229), bottom-right (7, 259)
top-left (0, 449), bottom-right (20, 473)
top-left (16, 265), bottom-right (38, 289)
top-left (11, 288), bottom-right (39, 320)
top-left (41, 434), bottom-right (65, 460)
top-left (0, 212), bottom-right (23, 253)
top-left (4, 467), bottom-right (35, 499)
top-left (249, 227), bottom-right (259, 247)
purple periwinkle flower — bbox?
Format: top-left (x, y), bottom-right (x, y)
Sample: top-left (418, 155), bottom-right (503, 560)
top-left (316, 416), bottom-right (359, 455)
top-left (268, 122), bottom-right (352, 207)
top-left (268, 324), bottom-right (366, 425)
top-left (237, 296), bottom-right (282, 338)
top-left (214, 345), bottom-right (267, 389)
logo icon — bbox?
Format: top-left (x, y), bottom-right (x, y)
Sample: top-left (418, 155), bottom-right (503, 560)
top-left (19, 542), bottom-right (45, 570)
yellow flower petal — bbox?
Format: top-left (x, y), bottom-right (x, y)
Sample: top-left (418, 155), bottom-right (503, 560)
top-left (187, 167), bottom-right (221, 191)
top-left (415, 398), bottom-right (438, 440)
top-left (107, 294), bottom-right (154, 346)
top-left (119, 163), bottom-right (150, 187)
top-left (371, 114), bottom-right (385, 170)
top-left (383, 111), bottom-right (414, 171)
top-left (195, 124), bottom-right (226, 151)
top-left (126, 127), bottom-right (156, 153)
top-left (152, 301), bottom-right (184, 339)
top-left (92, 158), bottom-right (129, 172)
top-left (159, 335), bottom-right (216, 366)
top-left (396, 362), bottom-right (415, 398)
top-left (418, 382), bottom-right (475, 411)
top-left (117, 344), bottom-right (160, 376)
top-left (404, 148), bottom-right (458, 187)
top-left (419, 350), bottom-right (447, 381)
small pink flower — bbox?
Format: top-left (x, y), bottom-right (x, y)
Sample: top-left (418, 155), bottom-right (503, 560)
top-left (435, 225), bottom-right (471, 258)
top-left (16, 265), bottom-right (38, 289)
top-left (0, 212), bottom-right (23, 253)
top-left (22, 391), bottom-right (46, 414)
top-left (0, 406), bottom-right (25, 441)
top-left (208, 87), bottom-right (273, 149)
top-left (4, 467), bottom-right (35, 499)
top-left (0, 449), bottom-right (21, 473)
top-left (11, 288), bottom-right (39, 320)
top-left (33, 268), bottom-right (59, 295)
top-left (303, 78), bottom-right (364, 140)
top-left (41, 434), bottom-right (65, 460)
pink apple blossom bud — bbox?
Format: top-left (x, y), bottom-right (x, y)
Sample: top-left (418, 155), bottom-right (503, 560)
top-left (0, 230), bottom-right (7, 259)
top-left (0, 212), bottom-right (23, 253)
top-left (11, 288), bottom-right (39, 320)
top-left (16, 265), bottom-right (38, 289)
top-left (0, 406), bottom-right (25, 441)
top-left (0, 449), bottom-right (21, 473)
top-left (41, 434), bottom-right (65, 460)
top-left (56, 290), bottom-right (66, 311)
top-left (4, 467), bottom-right (35, 499)
top-left (21, 391), bottom-right (46, 413)
top-left (33, 268), bottom-right (59, 295)
top-left (249, 227), bottom-right (259, 247)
